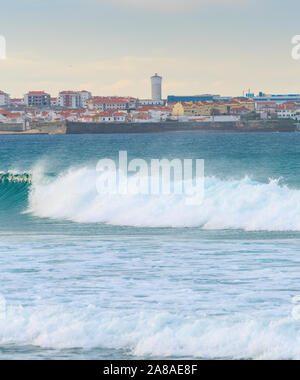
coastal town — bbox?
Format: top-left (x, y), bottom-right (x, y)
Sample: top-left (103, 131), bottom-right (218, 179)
top-left (1, 73), bottom-right (300, 132)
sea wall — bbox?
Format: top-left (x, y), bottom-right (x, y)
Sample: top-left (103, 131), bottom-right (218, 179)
top-left (29, 121), bottom-right (67, 134)
top-left (0, 123), bottom-right (25, 132)
top-left (1, 120), bottom-right (295, 135)
top-left (66, 120), bottom-right (296, 134)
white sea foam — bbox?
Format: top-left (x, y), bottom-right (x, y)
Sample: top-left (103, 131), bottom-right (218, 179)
top-left (0, 297), bottom-right (299, 359)
top-left (27, 166), bottom-right (300, 231)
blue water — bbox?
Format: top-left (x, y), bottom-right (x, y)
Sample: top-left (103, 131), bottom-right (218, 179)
top-left (1, 133), bottom-right (300, 359)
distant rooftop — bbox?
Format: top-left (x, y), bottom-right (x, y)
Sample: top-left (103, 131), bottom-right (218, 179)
top-left (27, 91), bottom-right (49, 95)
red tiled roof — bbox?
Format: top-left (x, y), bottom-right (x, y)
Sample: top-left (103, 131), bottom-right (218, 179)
top-left (27, 91), bottom-right (49, 95)
top-left (59, 91), bottom-right (78, 95)
top-left (134, 114), bottom-right (149, 120)
top-left (10, 98), bottom-right (23, 102)
top-left (100, 112), bottom-right (114, 117)
top-left (88, 97), bottom-right (130, 104)
top-left (275, 105), bottom-right (296, 110)
top-left (4, 112), bottom-right (22, 118)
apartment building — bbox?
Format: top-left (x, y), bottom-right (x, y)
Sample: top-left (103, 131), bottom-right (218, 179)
top-left (88, 97), bottom-right (132, 111)
top-left (58, 91), bottom-right (92, 108)
top-left (0, 91), bottom-right (10, 106)
top-left (24, 91), bottom-right (51, 107)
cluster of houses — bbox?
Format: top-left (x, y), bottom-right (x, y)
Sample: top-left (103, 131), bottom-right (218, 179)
top-left (0, 90), bottom-right (175, 124)
top-left (1, 89), bottom-right (300, 127)
top-left (171, 98), bottom-right (255, 121)
top-left (255, 101), bottom-right (300, 120)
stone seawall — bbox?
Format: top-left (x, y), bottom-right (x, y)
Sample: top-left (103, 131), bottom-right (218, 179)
top-left (0, 123), bottom-right (24, 132)
top-left (66, 120), bottom-right (296, 134)
top-left (29, 121), bottom-right (67, 134)
top-left (0, 120), bottom-right (296, 135)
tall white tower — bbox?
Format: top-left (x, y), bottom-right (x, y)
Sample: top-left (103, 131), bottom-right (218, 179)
top-left (151, 73), bottom-right (162, 101)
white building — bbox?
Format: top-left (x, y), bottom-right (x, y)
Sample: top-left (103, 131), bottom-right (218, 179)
top-left (57, 91), bottom-right (92, 109)
top-left (78, 91), bottom-right (92, 108)
top-left (276, 109), bottom-right (297, 119)
top-left (88, 97), bottom-right (130, 111)
top-left (99, 112), bottom-right (127, 122)
top-left (113, 112), bottom-right (126, 122)
top-left (151, 73), bottom-right (162, 101)
top-left (10, 98), bottom-right (25, 106)
top-left (189, 115), bottom-right (241, 122)
top-left (0, 91), bottom-right (10, 106)
top-left (137, 99), bottom-right (165, 106)
top-left (58, 91), bottom-right (80, 108)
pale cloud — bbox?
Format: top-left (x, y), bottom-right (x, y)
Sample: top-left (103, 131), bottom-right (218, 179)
top-left (1, 50), bottom-right (298, 99)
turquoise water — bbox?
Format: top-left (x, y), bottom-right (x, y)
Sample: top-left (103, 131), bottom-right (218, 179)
top-left (1, 133), bottom-right (300, 359)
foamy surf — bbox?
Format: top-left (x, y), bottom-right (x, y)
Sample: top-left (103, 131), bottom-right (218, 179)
top-left (2, 131), bottom-right (300, 361)
top-left (26, 166), bottom-right (300, 231)
top-left (0, 298), bottom-right (300, 360)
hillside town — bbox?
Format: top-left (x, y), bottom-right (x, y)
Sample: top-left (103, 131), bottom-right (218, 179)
top-left (1, 74), bottom-right (300, 129)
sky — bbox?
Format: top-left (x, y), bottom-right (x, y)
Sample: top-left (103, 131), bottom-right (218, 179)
top-left (1, 0), bottom-right (300, 98)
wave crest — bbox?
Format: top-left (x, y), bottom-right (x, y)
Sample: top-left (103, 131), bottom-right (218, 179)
top-left (26, 166), bottom-right (300, 231)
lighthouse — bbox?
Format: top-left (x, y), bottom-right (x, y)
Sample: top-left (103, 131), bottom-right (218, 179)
top-left (151, 73), bottom-right (162, 101)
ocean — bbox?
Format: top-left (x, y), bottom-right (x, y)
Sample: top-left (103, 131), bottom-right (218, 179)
top-left (1, 132), bottom-right (300, 360)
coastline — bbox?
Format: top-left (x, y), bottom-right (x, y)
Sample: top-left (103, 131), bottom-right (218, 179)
top-left (0, 120), bottom-right (297, 135)
top-left (0, 130), bottom-right (49, 135)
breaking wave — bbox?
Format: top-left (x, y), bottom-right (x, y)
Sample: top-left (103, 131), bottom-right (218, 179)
top-left (2, 166), bottom-right (300, 231)
top-left (22, 166), bottom-right (300, 231)
top-left (0, 171), bottom-right (32, 211)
